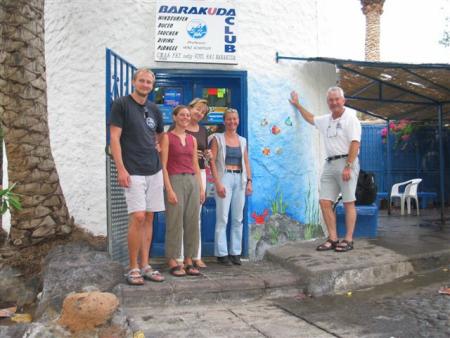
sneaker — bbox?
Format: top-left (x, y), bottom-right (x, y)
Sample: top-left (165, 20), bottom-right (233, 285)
top-left (217, 256), bottom-right (232, 266)
top-left (229, 255), bottom-right (241, 265)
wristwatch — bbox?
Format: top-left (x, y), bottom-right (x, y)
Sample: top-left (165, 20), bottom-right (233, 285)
top-left (345, 161), bottom-right (353, 169)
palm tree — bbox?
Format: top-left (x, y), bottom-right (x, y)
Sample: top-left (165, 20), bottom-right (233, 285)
top-left (0, 0), bottom-right (73, 246)
top-left (360, 0), bottom-right (385, 61)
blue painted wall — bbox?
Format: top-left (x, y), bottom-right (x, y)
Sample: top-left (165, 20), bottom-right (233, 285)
top-left (247, 77), bottom-right (319, 225)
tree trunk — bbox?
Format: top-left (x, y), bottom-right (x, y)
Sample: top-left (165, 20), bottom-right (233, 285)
top-left (0, 0), bottom-right (73, 246)
top-left (361, 0), bottom-right (385, 61)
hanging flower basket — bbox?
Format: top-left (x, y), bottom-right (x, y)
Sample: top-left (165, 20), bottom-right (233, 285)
top-left (381, 119), bottom-right (417, 150)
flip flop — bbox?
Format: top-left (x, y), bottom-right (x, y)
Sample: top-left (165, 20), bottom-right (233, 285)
top-left (184, 265), bottom-right (201, 276)
top-left (169, 265), bottom-right (186, 277)
top-left (141, 265), bottom-right (165, 282)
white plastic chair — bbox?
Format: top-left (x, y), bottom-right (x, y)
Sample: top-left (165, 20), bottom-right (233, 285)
top-left (389, 179), bottom-right (422, 215)
top-left (404, 178), bottom-right (422, 215)
top-left (389, 180), bottom-right (412, 215)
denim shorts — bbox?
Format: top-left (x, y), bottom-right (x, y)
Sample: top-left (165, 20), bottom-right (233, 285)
top-left (319, 158), bottom-right (360, 203)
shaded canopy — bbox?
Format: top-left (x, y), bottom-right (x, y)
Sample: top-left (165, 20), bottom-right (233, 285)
top-left (277, 55), bottom-right (450, 122)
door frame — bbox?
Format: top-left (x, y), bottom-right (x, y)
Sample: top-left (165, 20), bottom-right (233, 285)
top-left (152, 69), bottom-right (249, 256)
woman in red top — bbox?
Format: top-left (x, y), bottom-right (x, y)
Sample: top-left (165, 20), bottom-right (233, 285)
top-left (161, 105), bottom-right (205, 277)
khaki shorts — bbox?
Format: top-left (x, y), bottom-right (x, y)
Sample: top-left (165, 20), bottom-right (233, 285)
top-left (124, 170), bottom-right (165, 214)
top-left (319, 158), bottom-right (360, 203)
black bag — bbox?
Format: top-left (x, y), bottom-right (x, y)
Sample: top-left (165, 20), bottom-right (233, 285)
top-left (355, 170), bottom-right (377, 205)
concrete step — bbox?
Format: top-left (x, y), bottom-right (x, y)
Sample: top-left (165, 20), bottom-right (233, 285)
top-left (114, 261), bottom-right (306, 308)
top-left (265, 237), bottom-right (450, 296)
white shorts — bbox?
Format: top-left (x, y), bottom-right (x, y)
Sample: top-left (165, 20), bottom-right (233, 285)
top-left (319, 158), bottom-right (360, 203)
top-left (124, 170), bottom-right (165, 214)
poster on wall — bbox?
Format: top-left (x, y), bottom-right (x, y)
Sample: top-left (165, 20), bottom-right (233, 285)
top-left (154, 1), bottom-right (238, 64)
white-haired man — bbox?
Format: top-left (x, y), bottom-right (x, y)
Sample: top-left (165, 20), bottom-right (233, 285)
top-left (289, 87), bottom-right (361, 252)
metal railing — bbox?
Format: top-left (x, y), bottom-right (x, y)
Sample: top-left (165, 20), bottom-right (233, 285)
top-left (105, 48), bottom-right (137, 265)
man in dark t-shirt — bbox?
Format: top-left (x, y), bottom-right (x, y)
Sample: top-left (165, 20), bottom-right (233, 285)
top-left (110, 68), bottom-right (165, 285)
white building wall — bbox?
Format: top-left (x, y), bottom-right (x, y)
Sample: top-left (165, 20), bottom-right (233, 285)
top-left (31, 0), bottom-right (337, 235)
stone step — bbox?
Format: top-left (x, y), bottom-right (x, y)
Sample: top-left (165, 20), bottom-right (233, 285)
top-left (265, 238), bottom-right (450, 296)
top-left (114, 261), bottom-right (306, 308)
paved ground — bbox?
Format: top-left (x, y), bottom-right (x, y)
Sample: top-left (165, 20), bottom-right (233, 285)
top-left (125, 267), bottom-right (450, 338)
top-left (120, 208), bottom-right (450, 337)
top-left (126, 301), bottom-right (334, 338)
top-left (275, 268), bottom-right (450, 338)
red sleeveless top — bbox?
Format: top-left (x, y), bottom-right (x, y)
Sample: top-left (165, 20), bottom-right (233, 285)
top-left (167, 132), bottom-right (195, 175)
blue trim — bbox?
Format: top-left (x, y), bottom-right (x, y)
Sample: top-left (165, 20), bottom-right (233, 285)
top-left (438, 104), bottom-right (446, 223)
top-left (386, 120), bottom-right (392, 214)
top-left (105, 48), bottom-right (137, 145)
top-left (106, 49), bottom-right (111, 144)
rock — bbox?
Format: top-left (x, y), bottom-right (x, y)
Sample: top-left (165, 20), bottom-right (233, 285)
top-left (23, 322), bottom-right (71, 338)
top-left (58, 292), bottom-right (119, 332)
top-left (0, 324), bottom-right (29, 338)
top-left (250, 214), bottom-right (309, 261)
top-left (101, 307), bottom-right (132, 338)
top-left (35, 242), bottom-right (124, 319)
top-left (0, 265), bottom-right (39, 307)
top-left (255, 240), bottom-right (272, 261)
top-left (81, 285), bottom-right (100, 293)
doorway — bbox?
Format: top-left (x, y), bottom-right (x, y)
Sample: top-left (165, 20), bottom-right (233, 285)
top-left (149, 69), bottom-right (249, 257)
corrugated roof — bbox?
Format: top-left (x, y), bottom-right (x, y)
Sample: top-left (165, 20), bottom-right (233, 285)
top-left (276, 55), bottom-right (450, 122)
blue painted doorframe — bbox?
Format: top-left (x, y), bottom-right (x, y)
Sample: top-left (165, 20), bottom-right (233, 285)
top-left (150, 69), bottom-right (249, 258)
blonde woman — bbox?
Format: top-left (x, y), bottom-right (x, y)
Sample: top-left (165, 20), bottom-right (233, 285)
top-left (186, 98), bottom-right (211, 268)
top-left (210, 108), bottom-right (252, 266)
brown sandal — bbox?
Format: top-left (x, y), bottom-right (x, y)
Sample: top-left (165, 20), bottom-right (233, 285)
top-left (335, 240), bottom-right (354, 252)
top-left (316, 238), bottom-right (339, 251)
top-left (184, 265), bottom-right (201, 276)
top-left (169, 265), bottom-right (186, 277)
